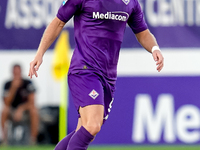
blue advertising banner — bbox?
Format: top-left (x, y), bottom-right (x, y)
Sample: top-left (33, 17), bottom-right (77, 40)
top-left (68, 76), bottom-right (200, 144)
top-left (0, 0), bottom-right (200, 49)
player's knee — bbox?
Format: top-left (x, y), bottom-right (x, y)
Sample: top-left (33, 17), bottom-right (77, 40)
top-left (84, 123), bottom-right (101, 136)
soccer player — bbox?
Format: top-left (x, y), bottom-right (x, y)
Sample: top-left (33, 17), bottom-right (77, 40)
top-left (28, 0), bottom-right (164, 149)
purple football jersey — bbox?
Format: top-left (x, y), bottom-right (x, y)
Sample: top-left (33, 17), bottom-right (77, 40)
top-left (57, 0), bottom-right (147, 84)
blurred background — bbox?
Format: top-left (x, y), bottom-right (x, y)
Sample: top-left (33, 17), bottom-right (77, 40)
top-left (0, 0), bottom-right (200, 149)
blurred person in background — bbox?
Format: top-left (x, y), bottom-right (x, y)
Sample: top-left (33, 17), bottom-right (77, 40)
top-left (1, 64), bottom-right (39, 145)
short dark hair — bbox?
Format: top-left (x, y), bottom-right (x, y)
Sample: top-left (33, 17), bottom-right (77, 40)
top-left (12, 64), bottom-right (22, 73)
top-left (12, 64), bottom-right (21, 69)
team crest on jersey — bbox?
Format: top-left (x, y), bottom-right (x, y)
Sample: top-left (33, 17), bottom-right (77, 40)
top-left (122, 0), bottom-right (130, 5)
top-left (89, 89), bottom-right (99, 100)
top-left (63, 0), bottom-right (67, 5)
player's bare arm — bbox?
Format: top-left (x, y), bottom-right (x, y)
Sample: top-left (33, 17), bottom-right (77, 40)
top-left (135, 29), bottom-right (164, 72)
top-left (28, 17), bottom-right (66, 78)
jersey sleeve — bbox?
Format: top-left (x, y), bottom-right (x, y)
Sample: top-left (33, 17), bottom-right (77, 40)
top-left (127, 0), bottom-right (148, 34)
top-left (57, 0), bottom-right (83, 23)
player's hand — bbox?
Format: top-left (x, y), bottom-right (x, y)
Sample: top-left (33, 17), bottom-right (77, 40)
top-left (28, 55), bottom-right (43, 78)
top-left (152, 50), bottom-right (164, 72)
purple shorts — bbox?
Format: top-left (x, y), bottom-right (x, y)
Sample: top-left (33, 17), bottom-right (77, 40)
top-left (68, 71), bottom-right (115, 122)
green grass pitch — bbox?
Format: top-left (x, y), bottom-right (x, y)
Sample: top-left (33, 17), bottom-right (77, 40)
top-left (1, 145), bottom-right (200, 150)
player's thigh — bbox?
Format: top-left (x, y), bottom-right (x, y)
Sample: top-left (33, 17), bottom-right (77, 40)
top-left (79, 105), bottom-right (104, 125)
top-left (75, 106), bottom-right (104, 132)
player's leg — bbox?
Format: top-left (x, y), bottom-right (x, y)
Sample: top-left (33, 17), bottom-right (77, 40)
top-left (1, 105), bottom-right (10, 144)
top-left (66, 72), bottom-right (105, 150)
top-left (54, 131), bottom-right (75, 150)
top-left (54, 118), bottom-right (81, 150)
top-left (75, 117), bottom-right (82, 131)
top-left (79, 105), bottom-right (104, 135)
top-left (67, 105), bottom-right (104, 150)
